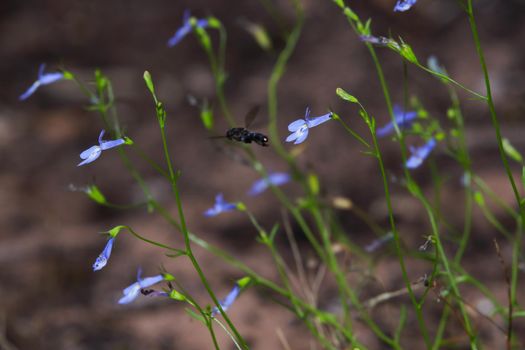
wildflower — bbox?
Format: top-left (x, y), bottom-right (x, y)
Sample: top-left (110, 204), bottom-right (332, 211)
top-left (248, 172), bottom-right (291, 196)
top-left (19, 64), bottom-right (64, 101)
top-left (359, 35), bottom-right (400, 50)
top-left (204, 193), bottom-right (237, 217)
top-left (360, 35), bottom-right (391, 46)
top-left (406, 138), bottom-right (436, 169)
top-left (376, 105), bottom-right (417, 137)
top-left (427, 55), bottom-right (447, 76)
top-left (92, 237), bottom-right (115, 271)
top-left (167, 10), bottom-right (209, 47)
top-left (394, 0), bottom-right (418, 12)
top-left (78, 130), bottom-right (125, 166)
top-left (118, 269), bottom-right (165, 304)
top-left (364, 232), bottom-right (394, 252)
top-left (212, 283), bottom-right (241, 317)
top-left (285, 107), bottom-right (332, 145)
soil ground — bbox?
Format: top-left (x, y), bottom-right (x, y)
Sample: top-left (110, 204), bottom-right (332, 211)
top-left (1, 0), bottom-right (525, 349)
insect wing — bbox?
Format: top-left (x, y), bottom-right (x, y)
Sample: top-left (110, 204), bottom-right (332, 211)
top-left (244, 105), bottom-right (260, 128)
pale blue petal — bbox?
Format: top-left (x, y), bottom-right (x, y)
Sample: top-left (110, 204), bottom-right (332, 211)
top-left (406, 155), bottom-right (423, 169)
top-left (285, 130), bottom-right (300, 143)
top-left (38, 63), bottom-right (46, 77)
top-left (406, 138), bottom-right (436, 169)
top-left (100, 139), bottom-right (125, 150)
top-left (78, 146), bottom-right (102, 166)
top-left (19, 82), bottom-right (41, 101)
top-left (306, 112), bottom-right (332, 128)
top-left (119, 283), bottom-right (141, 304)
top-left (167, 24), bottom-right (192, 47)
top-left (293, 129), bottom-right (309, 144)
top-left (288, 119), bottom-right (306, 132)
top-left (92, 237), bottom-right (115, 271)
top-left (39, 72), bottom-right (64, 85)
top-left (376, 105), bottom-right (417, 137)
top-left (204, 207), bottom-right (220, 217)
top-left (212, 284), bottom-right (241, 316)
top-left (119, 273), bottom-right (164, 304)
top-left (204, 193), bottom-right (236, 216)
top-left (394, 0), bottom-right (417, 12)
top-left (304, 106), bottom-right (311, 119)
top-left (98, 130), bottom-right (106, 144)
top-left (248, 172), bottom-right (291, 196)
top-left (139, 275), bottom-right (164, 288)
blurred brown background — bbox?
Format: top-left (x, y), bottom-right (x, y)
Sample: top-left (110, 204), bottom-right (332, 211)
top-left (1, 0), bottom-right (525, 349)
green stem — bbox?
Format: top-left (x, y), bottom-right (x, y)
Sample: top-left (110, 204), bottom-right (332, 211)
top-left (466, 5), bottom-right (523, 344)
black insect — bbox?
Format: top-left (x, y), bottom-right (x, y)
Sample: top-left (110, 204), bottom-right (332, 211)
top-left (224, 106), bottom-right (269, 147)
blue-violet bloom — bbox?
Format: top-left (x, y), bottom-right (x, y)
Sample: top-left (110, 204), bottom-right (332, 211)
top-left (93, 237), bottom-right (115, 271)
top-left (19, 64), bottom-right (64, 101)
top-left (394, 0), bottom-right (418, 12)
top-left (118, 269), bottom-right (165, 304)
top-left (376, 105), bottom-right (417, 137)
top-left (285, 107), bottom-right (332, 145)
top-left (248, 172), bottom-right (291, 196)
top-left (406, 138), bottom-right (437, 169)
top-left (78, 130), bottom-right (125, 166)
top-left (167, 10), bottom-right (209, 47)
top-left (212, 283), bottom-right (241, 317)
top-left (204, 193), bottom-right (237, 217)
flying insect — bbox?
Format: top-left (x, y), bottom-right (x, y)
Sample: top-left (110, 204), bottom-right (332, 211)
top-left (223, 106), bottom-right (269, 147)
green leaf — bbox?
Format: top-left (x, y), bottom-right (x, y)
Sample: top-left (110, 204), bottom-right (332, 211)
top-left (502, 138), bottom-right (523, 163)
top-left (86, 185), bottom-right (106, 204)
top-left (336, 88), bottom-right (358, 103)
top-left (185, 308), bottom-right (206, 324)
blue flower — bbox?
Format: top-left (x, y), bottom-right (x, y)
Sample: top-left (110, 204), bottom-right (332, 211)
top-left (93, 237), bottom-right (115, 271)
top-left (212, 283), bottom-right (241, 317)
top-left (19, 64), bottom-right (64, 101)
top-left (285, 107), bottom-right (332, 145)
top-left (118, 269), bottom-right (165, 304)
top-left (376, 105), bottom-right (417, 137)
top-left (248, 172), bottom-right (291, 196)
top-left (406, 138), bottom-right (437, 169)
top-left (359, 35), bottom-right (400, 50)
top-left (204, 193), bottom-right (237, 217)
top-left (167, 10), bottom-right (209, 47)
top-left (394, 0), bottom-right (417, 12)
top-left (78, 130), bottom-right (126, 166)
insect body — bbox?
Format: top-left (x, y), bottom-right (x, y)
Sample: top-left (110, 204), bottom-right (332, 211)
top-left (216, 106), bottom-right (269, 147)
top-left (226, 127), bottom-right (269, 146)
